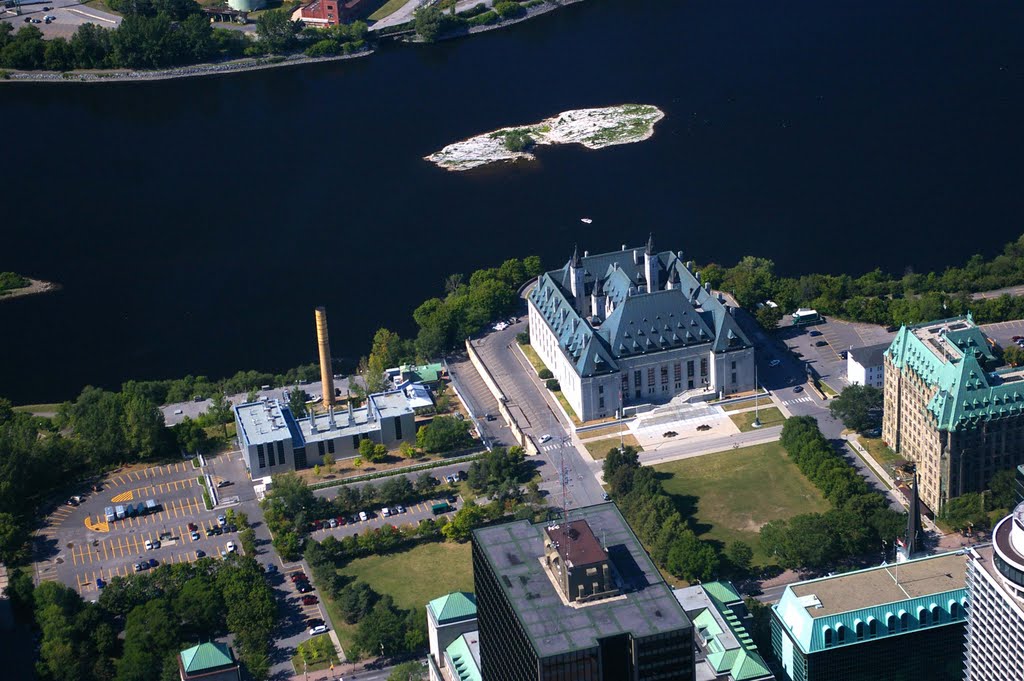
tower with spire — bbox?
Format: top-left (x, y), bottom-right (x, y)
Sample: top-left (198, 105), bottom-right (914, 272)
top-left (898, 472), bottom-right (922, 563)
top-left (644, 233), bottom-right (659, 292)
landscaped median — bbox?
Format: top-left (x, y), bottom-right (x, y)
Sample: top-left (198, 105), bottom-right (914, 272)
top-left (728, 406), bottom-right (786, 432)
top-left (292, 633), bottom-right (340, 674)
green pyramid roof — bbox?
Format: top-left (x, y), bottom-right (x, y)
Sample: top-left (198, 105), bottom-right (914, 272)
top-left (702, 581), bottom-right (742, 606)
top-left (428, 592), bottom-right (477, 625)
top-left (180, 642), bottom-right (234, 674)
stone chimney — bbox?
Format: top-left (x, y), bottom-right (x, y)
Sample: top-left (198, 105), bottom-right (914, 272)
top-left (644, 233), bottom-right (658, 292)
top-left (569, 245), bottom-right (587, 315)
top-left (590, 279), bottom-right (606, 321)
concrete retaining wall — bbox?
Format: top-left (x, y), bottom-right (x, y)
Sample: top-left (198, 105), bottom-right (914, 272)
top-left (465, 340), bottom-right (539, 456)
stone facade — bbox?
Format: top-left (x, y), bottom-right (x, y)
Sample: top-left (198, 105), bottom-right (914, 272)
top-left (528, 239), bottom-right (755, 422)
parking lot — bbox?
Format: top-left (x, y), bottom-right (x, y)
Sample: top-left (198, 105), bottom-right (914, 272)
top-left (309, 495), bottom-right (460, 540)
top-left (777, 316), bottom-right (895, 389)
top-left (35, 458), bottom-right (247, 597)
top-left (2, 0), bottom-right (120, 40)
top-left (979, 319), bottom-right (1024, 350)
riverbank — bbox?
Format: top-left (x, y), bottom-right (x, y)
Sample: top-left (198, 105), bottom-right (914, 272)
top-left (0, 47), bottom-right (373, 84)
top-left (0, 0), bottom-right (583, 84)
top-left (0, 278), bottom-right (60, 301)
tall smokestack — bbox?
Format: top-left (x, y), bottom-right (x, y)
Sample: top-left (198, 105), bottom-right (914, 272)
top-left (315, 306), bottom-right (335, 409)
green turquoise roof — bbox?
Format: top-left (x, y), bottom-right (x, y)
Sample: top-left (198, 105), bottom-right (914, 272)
top-left (702, 580), bottom-right (743, 606)
top-left (179, 642), bottom-right (234, 674)
top-left (886, 316), bottom-right (1024, 431)
top-left (401, 363), bottom-right (444, 383)
top-left (428, 592), bottom-right (477, 624)
top-left (686, 581), bottom-right (773, 681)
top-left (444, 634), bottom-right (482, 681)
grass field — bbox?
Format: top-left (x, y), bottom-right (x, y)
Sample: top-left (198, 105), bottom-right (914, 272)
top-left (654, 442), bottom-right (829, 566)
top-left (368, 0), bottom-right (409, 20)
top-left (720, 398), bottom-right (762, 413)
top-left (12, 403), bottom-right (61, 415)
top-left (729, 406), bottom-right (786, 432)
top-left (583, 435), bottom-right (642, 459)
top-left (326, 540), bottom-right (473, 650)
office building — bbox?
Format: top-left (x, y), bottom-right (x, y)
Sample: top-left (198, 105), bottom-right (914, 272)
top-left (964, 502), bottom-right (1024, 680)
top-left (233, 390), bottom-right (415, 476)
top-left (674, 581), bottom-right (774, 681)
top-left (528, 237), bottom-right (754, 422)
top-left (882, 314), bottom-right (1024, 513)
top-left (427, 592), bottom-right (479, 681)
top-left (771, 552), bottom-right (967, 681)
top-left (472, 503), bottom-right (694, 681)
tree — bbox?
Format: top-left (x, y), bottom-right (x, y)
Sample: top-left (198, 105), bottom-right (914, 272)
top-left (722, 256), bottom-right (776, 308)
top-left (289, 388), bottom-right (309, 418)
top-left (337, 581), bottom-right (379, 624)
top-left (990, 468), bottom-right (1017, 510)
top-left (666, 530), bottom-right (719, 582)
top-left (399, 441), bottom-right (416, 458)
top-left (829, 384), bottom-right (883, 433)
top-left (323, 453), bottom-right (335, 473)
top-left (725, 541), bottom-right (753, 574)
top-left (351, 595), bottom-right (408, 659)
top-left (256, 8), bottom-right (298, 53)
top-left (388, 660), bottom-right (427, 681)
top-left (414, 6), bottom-right (443, 41)
top-left (366, 328), bottom-right (405, 393)
top-left (416, 416), bottom-right (471, 453)
top-left (117, 598), bottom-right (180, 681)
top-left (441, 502), bottom-right (486, 542)
top-left (755, 304), bottom-right (783, 330)
top-left (1004, 345), bottom-right (1024, 367)
top-left (359, 437), bottom-right (387, 463)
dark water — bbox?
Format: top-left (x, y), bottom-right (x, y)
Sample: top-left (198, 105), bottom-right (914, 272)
top-left (3, 1), bottom-right (1024, 404)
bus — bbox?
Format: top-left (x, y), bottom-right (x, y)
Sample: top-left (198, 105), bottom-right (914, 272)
top-left (792, 308), bottom-right (822, 326)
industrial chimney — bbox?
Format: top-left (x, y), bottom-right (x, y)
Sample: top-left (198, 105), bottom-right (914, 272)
top-left (315, 307), bottom-right (335, 409)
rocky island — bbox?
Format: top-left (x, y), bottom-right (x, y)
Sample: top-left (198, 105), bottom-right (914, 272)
top-left (425, 104), bottom-right (665, 171)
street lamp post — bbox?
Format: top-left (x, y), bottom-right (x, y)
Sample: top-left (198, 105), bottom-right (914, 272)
top-left (752, 364), bottom-right (762, 429)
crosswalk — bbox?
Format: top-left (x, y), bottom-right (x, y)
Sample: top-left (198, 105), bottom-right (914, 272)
top-left (783, 396), bottom-right (814, 406)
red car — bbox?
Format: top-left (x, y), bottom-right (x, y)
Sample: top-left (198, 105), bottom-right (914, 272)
top-left (301, 595), bottom-right (318, 606)
top-left (187, 522), bottom-right (198, 532)
top-left (290, 572), bottom-right (307, 583)
top-left (335, 516), bottom-right (346, 526)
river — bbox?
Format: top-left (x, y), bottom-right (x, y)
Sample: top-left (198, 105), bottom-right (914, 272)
top-left (2, 0), bottom-right (1023, 404)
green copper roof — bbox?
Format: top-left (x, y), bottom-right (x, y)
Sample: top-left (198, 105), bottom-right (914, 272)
top-left (179, 642), bottom-right (234, 673)
top-left (702, 580), bottom-right (743, 606)
top-left (428, 592), bottom-right (477, 625)
top-left (444, 634), bottom-right (482, 681)
top-left (886, 316), bottom-right (1024, 431)
top-left (401, 363), bottom-right (444, 383)
top-left (687, 581), bottom-right (773, 681)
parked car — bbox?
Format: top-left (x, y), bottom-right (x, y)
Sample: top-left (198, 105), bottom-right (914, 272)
top-left (602, 492), bottom-right (611, 501)
top-left (328, 518), bottom-right (337, 528)
top-left (309, 624), bottom-right (328, 636)
top-left (217, 514), bottom-right (226, 526)
top-left (145, 539), bottom-right (154, 551)
top-left (768, 359), bottom-right (781, 367)
top-left (539, 434), bottom-right (552, 443)
top-left (809, 330), bottom-right (822, 337)
top-left (226, 541), bottom-right (236, 553)
top-left (134, 563), bottom-right (144, 572)
top-left (696, 424), bottom-right (711, 432)
top-left (290, 573), bottom-right (307, 582)
top-left (96, 578), bottom-right (106, 589)
top-left (301, 595), bottom-right (318, 606)
top-left (814, 340), bottom-right (828, 347)
top-left (196, 550), bottom-right (206, 558)
top-left (395, 505), bottom-right (406, 514)
top-left (148, 558), bottom-right (158, 568)
top-left (264, 564), bottom-right (277, 574)
top-left (297, 582), bottom-right (313, 594)
top-left (381, 507), bottom-right (391, 517)
top-left (793, 385), bottom-right (804, 393)
top-left (335, 516), bottom-right (346, 526)
top-left (359, 511), bottom-right (368, 522)
top-left (485, 413), bottom-right (496, 421)
top-left (187, 522), bottom-right (198, 532)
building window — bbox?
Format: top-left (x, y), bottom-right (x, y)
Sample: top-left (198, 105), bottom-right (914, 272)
top-left (318, 441), bottom-right (325, 456)
top-left (731, 372), bottom-right (737, 383)
top-left (887, 615), bottom-right (896, 634)
top-left (900, 613), bottom-right (909, 632)
top-left (257, 446), bottom-right (265, 469)
top-left (277, 441), bottom-right (285, 462)
top-left (352, 435), bottom-right (359, 449)
top-left (674, 363), bottom-right (682, 382)
top-left (634, 371), bottom-right (642, 388)
top-left (688, 379), bottom-right (694, 389)
top-left (855, 622), bottom-right (864, 641)
top-left (731, 360), bottom-right (736, 370)
top-left (598, 385), bottom-right (604, 394)
top-left (635, 389), bottom-right (641, 399)
top-left (327, 439), bottom-right (335, 454)
top-left (622, 373), bottom-right (629, 394)
top-left (599, 397), bottom-right (605, 409)
top-left (700, 358), bottom-right (708, 376)
top-left (823, 628), bottom-right (832, 648)
top-left (394, 416), bottom-right (403, 440)
top-left (660, 366), bottom-right (669, 385)
top-left (647, 368), bottom-right (655, 386)
top-left (687, 360), bottom-right (695, 378)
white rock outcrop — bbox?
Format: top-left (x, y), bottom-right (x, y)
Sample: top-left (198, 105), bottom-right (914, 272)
top-left (425, 104), bottom-right (665, 172)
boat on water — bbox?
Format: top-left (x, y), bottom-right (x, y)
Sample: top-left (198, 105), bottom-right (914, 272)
top-left (580, 218), bottom-right (593, 224)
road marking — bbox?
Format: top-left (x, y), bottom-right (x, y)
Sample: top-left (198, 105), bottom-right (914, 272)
top-left (102, 541), bottom-right (109, 560)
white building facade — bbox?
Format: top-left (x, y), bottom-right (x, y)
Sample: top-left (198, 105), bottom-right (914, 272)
top-left (965, 504), bottom-right (1024, 681)
top-left (846, 342), bottom-right (888, 389)
top-left (528, 238), bottom-right (755, 422)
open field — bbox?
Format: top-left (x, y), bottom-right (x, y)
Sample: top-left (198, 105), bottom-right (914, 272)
top-left (654, 442), bottom-right (829, 566)
top-left (583, 435), bottom-right (642, 459)
top-left (729, 406), bottom-right (785, 432)
top-left (368, 0), bottom-right (407, 20)
top-left (326, 540), bottom-right (473, 649)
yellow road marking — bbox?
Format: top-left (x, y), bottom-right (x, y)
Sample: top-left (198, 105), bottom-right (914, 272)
top-left (102, 541), bottom-right (109, 560)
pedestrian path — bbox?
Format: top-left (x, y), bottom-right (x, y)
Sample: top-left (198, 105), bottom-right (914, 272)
top-left (782, 395), bottom-right (814, 406)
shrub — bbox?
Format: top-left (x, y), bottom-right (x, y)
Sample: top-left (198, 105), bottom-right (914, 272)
top-left (545, 379), bottom-right (560, 391)
top-left (516, 331), bottom-right (530, 345)
top-left (467, 10), bottom-right (497, 26)
top-left (503, 128), bottom-right (532, 152)
top-left (305, 39), bottom-right (339, 57)
top-left (538, 368), bottom-right (553, 380)
top-left (458, 2), bottom-right (488, 17)
top-left (493, 0), bottom-right (525, 18)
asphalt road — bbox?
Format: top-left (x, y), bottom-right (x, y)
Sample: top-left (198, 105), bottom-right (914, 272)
top-left (308, 494), bottom-right (460, 540)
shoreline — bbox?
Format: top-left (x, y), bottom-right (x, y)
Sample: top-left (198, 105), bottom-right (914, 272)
top-left (0, 278), bottom-right (61, 301)
top-left (0, 0), bottom-right (586, 84)
top-left (0, 47), bottom-right (373, 84)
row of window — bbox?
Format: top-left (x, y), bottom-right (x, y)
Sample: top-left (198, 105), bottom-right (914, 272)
top-left (822, 601), bottom-right (965, 648)
top-left (256, 440), bottom-right (286, 469)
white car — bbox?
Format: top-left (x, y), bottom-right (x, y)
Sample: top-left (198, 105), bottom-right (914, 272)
top-left (144, 539), bottom-right (153, 551)
top-left (359, 511), bottom-right (368, 521)
top-left (309, 624), bottom-right (328, 636)
top-left (539, 434), bottom-right (552, 444)
top-left (381, 507), bottom-right (391, 517)
top-left (226, 541), bottom-right (236, 553)
top-left (768, 359), bottom-right (781, 367)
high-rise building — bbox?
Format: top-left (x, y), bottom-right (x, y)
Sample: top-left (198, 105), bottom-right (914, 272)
top-left (882, 314), bottom-right (1024, 514)
top-left (472, 503), bottom-right (694, 681)
top-left (771, 552), bottom-right (968, 681)
top-left (426, 592), bottom-right (479, 681)
top-left (964, 502), bottom-right (1024, 680)
top-left (528, 238), bottom-right (754, 422)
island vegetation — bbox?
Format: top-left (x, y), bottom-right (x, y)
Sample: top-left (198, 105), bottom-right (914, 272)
top-left (425, 104), bottom-right (665, 171)
top-left (0, 271), bottom-right (29, 293)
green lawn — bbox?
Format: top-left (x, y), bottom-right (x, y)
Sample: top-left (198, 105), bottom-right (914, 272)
top-left (12, 403), bottom-right (61, 415)
top-left (368, 0), bottom-right (409, 20)
top-left (857, 435), bottom-right (903, 470)
top-left (583, 435), bottom-right (642, 459)
top-left (291, 634), bottom-right (339, 674)
top-left (519, 343), bottom-right (547, 373)
top-left (553, 390), bottom-right (581, 426)
top-left (654, 442), bottom-right (830, 566)
top-left (721, 398), bottom-right (762, 413)
top-left (578, 424), bottom-right (628, 439)
top-left (820, 381), bottom-right (839, 397)
top-left (327, 540), bottom-right (473, 650)
top-left (729, 406), bottom-right (785, 432)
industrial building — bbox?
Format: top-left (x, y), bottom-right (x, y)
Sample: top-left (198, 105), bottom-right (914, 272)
top-left (233, 390), bottom-right (415, 475)
top-left (426, 592), bottom-right (480, 681)
top-left (770, 552), bottom-right (967, 681)
top-left (964, 503), bottom-right (1024, 680)
top-left (674, 582), bottom-right (774, 681)
top-left (528, 237), bottom-right (754, 422)
top-left (882, 314), bottom-right (1024, 514)
top-left (472, 503), bottom-right (694, 681)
